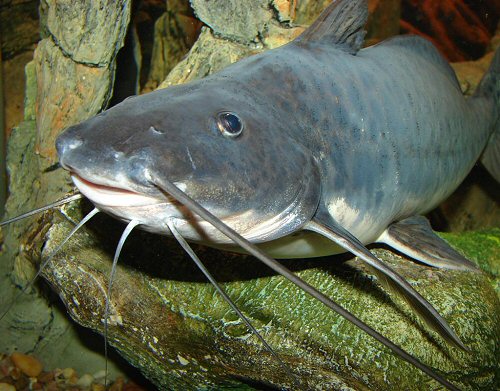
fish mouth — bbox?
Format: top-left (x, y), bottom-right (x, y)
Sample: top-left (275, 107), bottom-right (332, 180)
top-left (70, 170), bottom-right (318, 244)
top-left (71, 173), bottom-right (205, 234)
top-left (71, 174), bottom-right (168, 207)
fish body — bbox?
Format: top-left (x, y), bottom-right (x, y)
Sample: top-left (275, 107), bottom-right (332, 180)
top-left (57, 15), bottom-right (497, 258)
top-left (208, 36), bottom-right (496, 257)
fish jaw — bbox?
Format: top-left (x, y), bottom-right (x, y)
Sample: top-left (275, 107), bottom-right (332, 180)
top-left (69, 167), bottom-right (321, 247)
top-left (71, 174), bottom-right (165, 208)
top-left (74, 167), bottom-right (341, 258)
top-left (69, 173), bottom-right (193, 234)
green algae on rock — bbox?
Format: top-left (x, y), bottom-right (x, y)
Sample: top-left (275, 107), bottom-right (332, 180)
top-left (39, 202), bottom-right (500, 390)
top-left (440, 229), bottom-right (500, 295)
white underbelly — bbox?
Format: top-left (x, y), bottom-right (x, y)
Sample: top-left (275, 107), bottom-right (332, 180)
top-left (211, 231), bottom-right (346, 259)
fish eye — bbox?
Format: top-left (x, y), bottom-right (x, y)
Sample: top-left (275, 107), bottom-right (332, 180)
top-left (216, 112), bottom-right (243, 138)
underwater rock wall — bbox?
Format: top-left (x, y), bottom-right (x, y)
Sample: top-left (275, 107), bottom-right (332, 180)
top-left (401, 0), bottom-right (500, 61)
top-left (0, 0), bottom-right (132, 379)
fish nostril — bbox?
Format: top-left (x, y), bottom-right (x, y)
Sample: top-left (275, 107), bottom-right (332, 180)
top-left (56, 132), bottom-right (84, 171)
top-left (56, 134), bottom-right (83, 156)
top-left (67, 138), bottom-right (83, 150)
top-left (112, 150), bottom-right (125, 160)
top-left (148, 125), bottom-right (165, 134)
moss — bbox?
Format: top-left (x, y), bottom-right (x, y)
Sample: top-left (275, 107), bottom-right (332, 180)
top-left (439, 229), bottom-right (500, 295)
top-left (40, 209), bottom-right (500, 390)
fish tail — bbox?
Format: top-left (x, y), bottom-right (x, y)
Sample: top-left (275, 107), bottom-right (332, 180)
top-left (477, 48), bottom-right (500, 182)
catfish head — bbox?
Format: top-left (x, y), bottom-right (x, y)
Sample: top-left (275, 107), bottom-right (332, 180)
top-left (56, 75), bottom-right (320, 246)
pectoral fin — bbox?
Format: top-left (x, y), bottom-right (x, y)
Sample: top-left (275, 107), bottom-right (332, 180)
top-left (378, 216), bottom-right (479, 271)
top-left (306, 209), bottom-right (468, 351)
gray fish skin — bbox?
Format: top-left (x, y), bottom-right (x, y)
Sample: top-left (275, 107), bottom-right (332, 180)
top-left (220, 37), bottom-right (497, 252)
top-left (275, 36), bottom-right (495, 244)
top-left (56, 20), bottom-right (497, 259)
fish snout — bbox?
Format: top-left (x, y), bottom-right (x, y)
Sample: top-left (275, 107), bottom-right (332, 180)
top-left (56, 125), bottom-right (85, 171)
top-left (56, 123), bottom-right (123, 178)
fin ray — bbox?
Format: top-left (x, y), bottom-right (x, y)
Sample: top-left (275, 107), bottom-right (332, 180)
top-left (307, 209), bottom-right (468, 351)
top-left (295, 0), bottom-right (368, 54)
top-left (378, 216), bottom-right (478, 271)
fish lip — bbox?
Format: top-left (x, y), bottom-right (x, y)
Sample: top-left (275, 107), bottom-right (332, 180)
top-left (71, 173), bottom-right (171, 208)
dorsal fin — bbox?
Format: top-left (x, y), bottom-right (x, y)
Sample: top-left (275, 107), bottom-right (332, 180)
top-left (295, 0), bottom-right (368, 54)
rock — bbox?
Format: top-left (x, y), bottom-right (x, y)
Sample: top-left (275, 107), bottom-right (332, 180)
top-left (272, 0), bottom-right (297, 22)
top-left (37, 371), bottom-right (54, 383)
top-left (433, 165), bottom-right (500, 232)
top-left (76, 373), bottom-right (94, 388)
top-left (43, 0), bottom-right (131, 66)
top-left (0, 0), bottom-right (39, 59)
top-left (159, 28), bottom-right (257, 89)
top-left (34, 0), bottom-right (131, 161)
top-left (293, 0), bottom-right (331, 25)
top-left (0, 383), bottom-right (16, 391)
top-left (160, 0), bottom-right (400, 89)
top-left (190, 0), bottom-right (272, 43)
top-left (61, 367), bottom-right (76, 380)
top-left (452, 51), bottom-right (498, 97)
top-left (34, 39), bottom-right (114, 161)
top-left (261, 22), bottom-right (304, 49)
top-left (10, 352), bottom-right (43, 377)
top-left (40, 207), bottom-right (500, 390)
top-left (3, 52), bottom-right (34, 138)
top-left (109, 376), bottom-right (125, 391)
top-left (400, 0), bottom-right (499, 61)
top-left (142, 2), bottom-right (202, 92)
top-left (45, 381), bottom-right (59, 391)
top-left (0, 0), bottom-right (133, 383)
